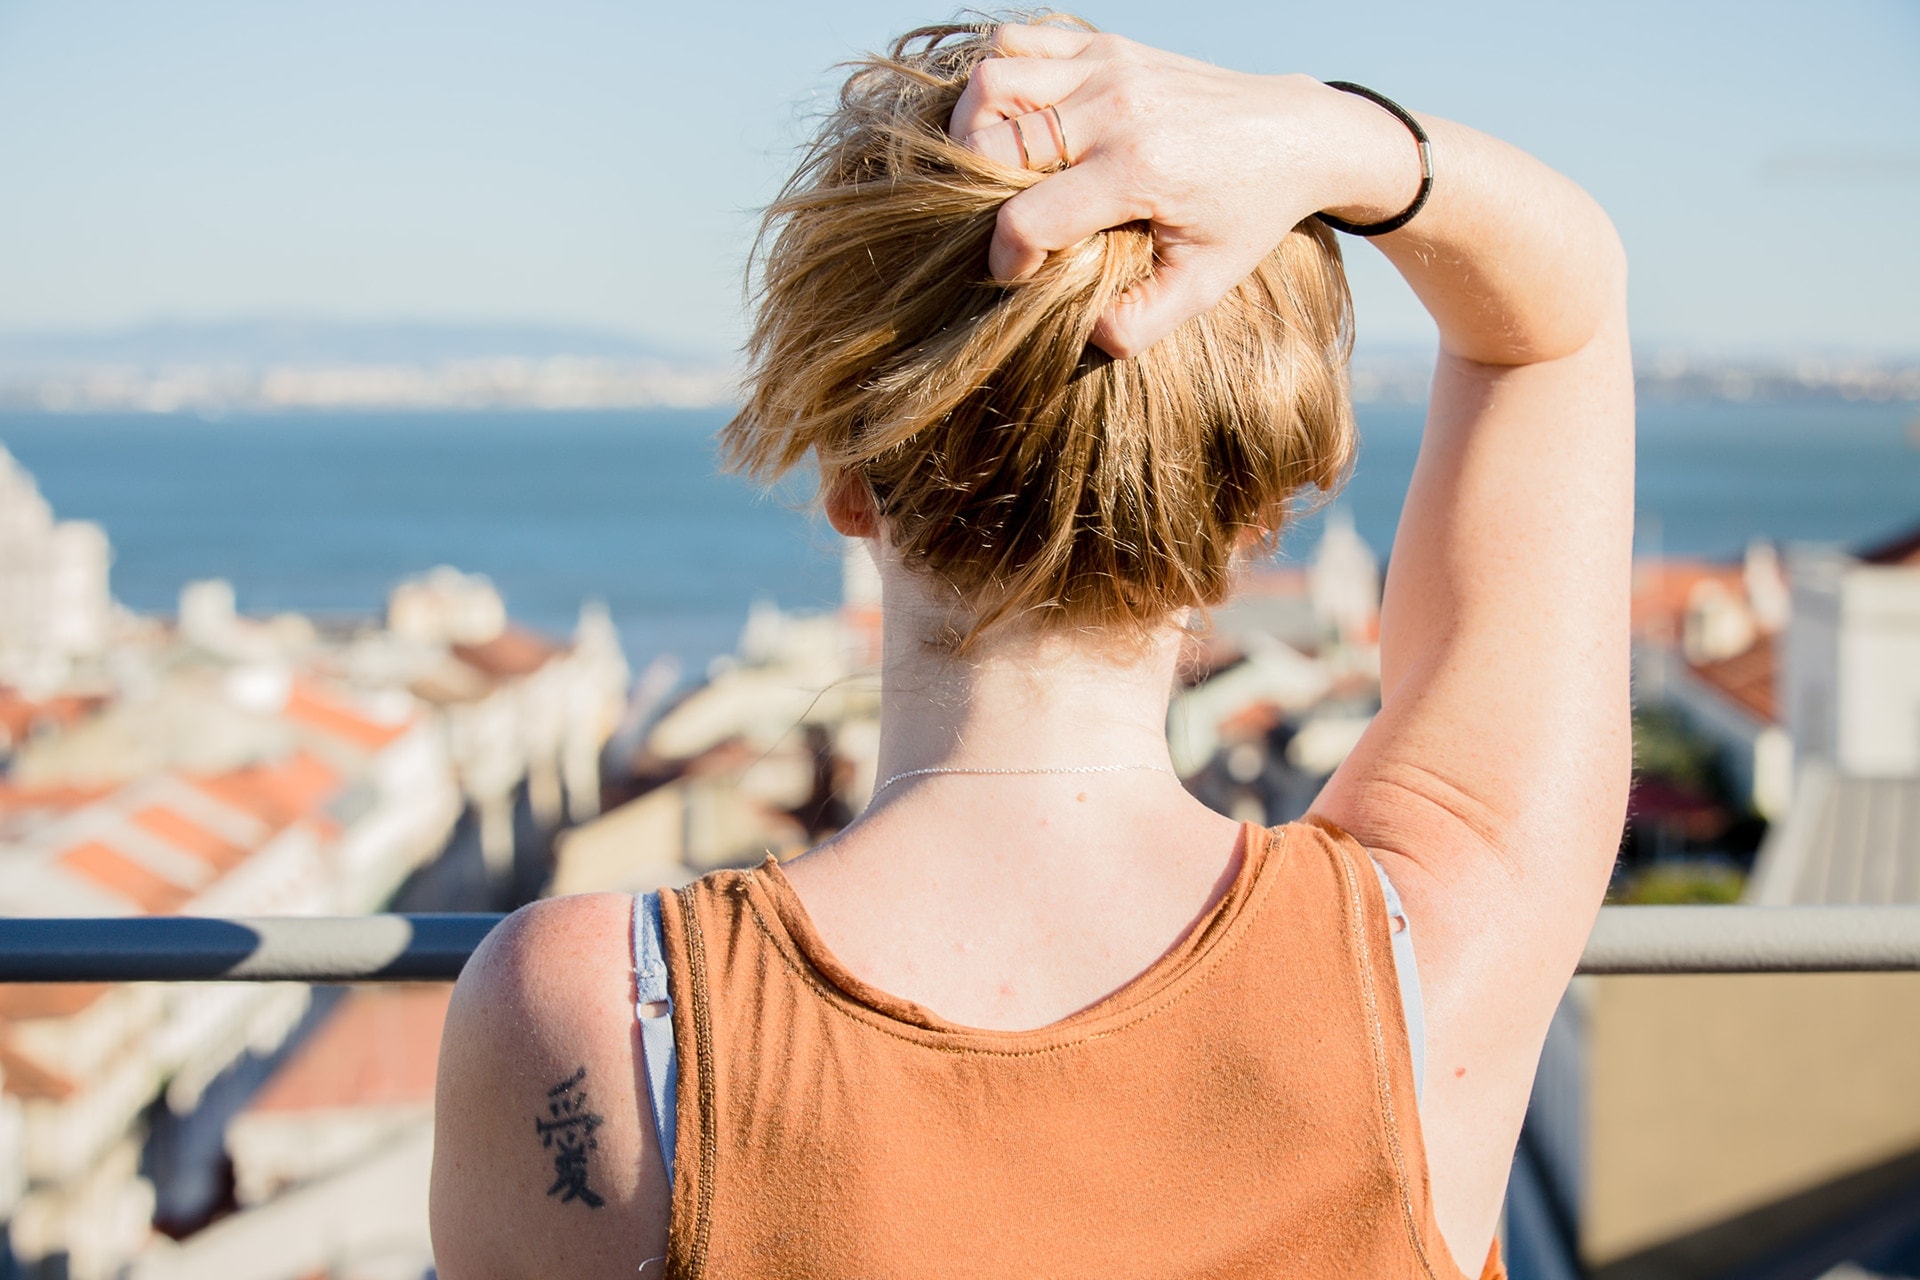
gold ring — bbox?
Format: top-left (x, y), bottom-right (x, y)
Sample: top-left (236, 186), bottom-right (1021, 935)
top-left (1046, 104), bottom-right (1071, 167)
top-left (1009, 113), bottom-right (1033, 169)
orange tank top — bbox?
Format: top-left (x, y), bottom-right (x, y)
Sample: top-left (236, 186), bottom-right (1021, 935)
top-left (655, 817), bottom-right (1503, 1279)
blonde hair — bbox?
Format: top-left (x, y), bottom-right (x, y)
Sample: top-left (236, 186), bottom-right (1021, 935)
top-left (722, 18), bottom-right (1356, 647)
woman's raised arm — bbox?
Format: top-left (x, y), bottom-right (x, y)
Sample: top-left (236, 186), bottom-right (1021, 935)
top-left (1313, 115), bottom-right (1631, 1272)
top-left (957, 26), bottom-right (1633, 1272)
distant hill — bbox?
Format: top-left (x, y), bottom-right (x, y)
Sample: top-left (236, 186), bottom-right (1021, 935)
top-left (0, 317), bottom-right (722, 374)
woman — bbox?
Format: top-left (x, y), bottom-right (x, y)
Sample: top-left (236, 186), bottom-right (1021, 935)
top-left (432, 19), bottom-right (1630, 1280)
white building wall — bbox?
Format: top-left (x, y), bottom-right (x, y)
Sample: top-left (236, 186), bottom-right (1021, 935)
top-left (0, 448), bottom-right (112, 692)
top-left (1785, 552), bottom-right (1843, 768)
top-left (45, 520), bottom-right (110, 655)
top-left (1835, 567), bottom-right (1920, 777)
top-left (1786, 551), bottom-right (1920, 780)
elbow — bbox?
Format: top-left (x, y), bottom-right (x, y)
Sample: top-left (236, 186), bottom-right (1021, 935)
top-left (1593, 211), bottom-right (1629, 322)
top-left (1577, 203), bottom-right (1630, 352)
top-left (1462, 198), bottom-right (1630, 369)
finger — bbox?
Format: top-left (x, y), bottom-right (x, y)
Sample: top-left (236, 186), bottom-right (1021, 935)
top-left (1092, 252), bottom-right (1242, 359)
top-left (988, 157), bottom-right (1150, 280)
top-left (965, 104), bottom-right (1075, 171)
top-left (949, 53), bottom-right (1089, 141)
top-left (990, 23), bottom-right (1097, 58)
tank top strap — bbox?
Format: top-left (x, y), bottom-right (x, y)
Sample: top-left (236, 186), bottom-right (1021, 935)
top-left (632, 891), bottom-right (678, 1183)
top-left (1371, 856), bottom-right (1427, 1105)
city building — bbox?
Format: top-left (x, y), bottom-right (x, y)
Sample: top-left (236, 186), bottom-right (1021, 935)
top-left (0, 447), bottom-right (109, 700)
top-left (0, 454), bottom-right (629, 1279)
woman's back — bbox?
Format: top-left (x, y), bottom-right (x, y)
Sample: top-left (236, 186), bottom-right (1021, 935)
top-left (430, 19), bottom-right (1630, 1280)
top-left (660, 818), bottom-right (1488, 1279)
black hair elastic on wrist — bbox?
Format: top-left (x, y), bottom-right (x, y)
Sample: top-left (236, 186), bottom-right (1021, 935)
top-left (1316, 81), bottom-right (1433, 237)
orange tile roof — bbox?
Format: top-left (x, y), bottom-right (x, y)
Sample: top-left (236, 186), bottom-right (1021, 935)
top-left (55, 839), bottom-right (192, 914)
top-left (0, 1040), bottom-right (77, 1100)
top-left (1218, 700), bottom-right (1284, 740)
top-left (1687, 634), bottom-right (1779, 724)
top-left (131, 805), bottom-right (250, 873)
top-left (0, 781), bottom-right (113, 817)
top-left (283, 681), bottom-right (410, 751)
top-left (452, 625), bottom-right (564, 680)
top-left (0, 984), bottom-right (110, 1020)
top-left (1631, 559), bottom-right (1743, 641)
top-left (247, 985), bottom-right (453, 1114)
top-left (190, 752), bottom-right (340, 830)
top-left (0, 689), bottom-right (101, 744)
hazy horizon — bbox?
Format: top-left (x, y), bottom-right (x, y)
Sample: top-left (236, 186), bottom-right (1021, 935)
top-left (2, 314), bottom-right (1918, 371)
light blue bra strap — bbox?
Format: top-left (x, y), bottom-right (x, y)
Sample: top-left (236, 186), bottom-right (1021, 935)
top-left (1371, 859), bottom-right (1427, 1107)
top-left (633, 891), bottom-right (678, 1186)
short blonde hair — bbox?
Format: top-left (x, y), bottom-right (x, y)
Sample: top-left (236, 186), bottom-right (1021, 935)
top-left (722, 18), bottom-right (1356, 646)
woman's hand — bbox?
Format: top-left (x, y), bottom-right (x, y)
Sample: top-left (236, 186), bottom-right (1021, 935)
top-left (950, 24), bottom-right (1423, 358)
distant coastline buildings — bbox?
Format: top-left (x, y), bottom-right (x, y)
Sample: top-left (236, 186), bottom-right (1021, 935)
top-left (0, 320), bottom-right (1914, 413)
top-left (0, 320), bottom-right (737, 414)
top-left (0, 356), bottom-right (736, 415)
top-left (1352, 348), bottom-right (1920, 407)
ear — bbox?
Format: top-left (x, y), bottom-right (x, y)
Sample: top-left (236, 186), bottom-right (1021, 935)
top-left (823, 470), bottom-right (879, 539)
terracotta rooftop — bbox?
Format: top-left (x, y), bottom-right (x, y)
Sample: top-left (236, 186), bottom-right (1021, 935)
top-left (247, 985), bottom-right (453, 1114)
top-left (452, 625), bottom-right (564, 680)
top-left (283, 680), bottom-right (411, 752)
top-left (1686, 634), bottom-right (1778, 724)
top-left (0, 781), bottom-right (114, 818)
top-left (190, 751), bottom-right (340, 830)
top-left (56, 838), bottom-right (194, 914)
top-left (1631, 559), bottom-right (1744, 641)
top-left (131, 804), bottom-right (250, 874)
top-left (0, 983), bottom-right (110, 1021)
top-left (0, 689), bottom-right (101, 745)
top-left (0, 1040), bottom-right (77, 1101)
top-left (1218, 700), bottom-right (1285, 741)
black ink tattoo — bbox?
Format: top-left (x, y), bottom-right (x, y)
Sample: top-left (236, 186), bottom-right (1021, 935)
top-left (537, 1065), bottom-right (606, 1208)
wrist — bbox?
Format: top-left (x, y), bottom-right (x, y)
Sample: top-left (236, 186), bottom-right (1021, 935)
top-left (1314, 80), bottom-right (1427, 230)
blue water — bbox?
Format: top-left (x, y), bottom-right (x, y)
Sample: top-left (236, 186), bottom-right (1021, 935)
top-left (3, 402), bottom-right (1916, 673)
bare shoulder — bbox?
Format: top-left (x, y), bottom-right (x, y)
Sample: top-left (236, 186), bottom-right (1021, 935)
top-left (431, 893), bottom-right (670, 1280)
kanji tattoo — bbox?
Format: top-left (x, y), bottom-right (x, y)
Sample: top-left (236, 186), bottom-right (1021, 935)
top-left (537, 1065), bottom-right (606, 1209)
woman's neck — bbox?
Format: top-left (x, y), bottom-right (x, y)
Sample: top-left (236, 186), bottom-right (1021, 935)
top-left (870, 552), bottom-right (1185, 787)
top-left (782, 544), bottom-right (1245, 1032)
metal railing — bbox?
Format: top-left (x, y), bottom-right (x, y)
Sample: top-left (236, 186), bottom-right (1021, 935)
top-left (0, 905), bottom-right (1917, 983)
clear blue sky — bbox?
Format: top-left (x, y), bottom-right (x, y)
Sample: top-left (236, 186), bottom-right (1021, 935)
top-left (0, 0), bottom-right (1915, 358)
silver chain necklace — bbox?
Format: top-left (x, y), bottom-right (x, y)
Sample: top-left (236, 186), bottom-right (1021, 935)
top-left (869, 761), bottom-right (1179, 799)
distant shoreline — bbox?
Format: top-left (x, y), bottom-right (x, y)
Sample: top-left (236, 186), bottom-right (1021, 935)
top-left (4, 319), bottom-right (1913, 412)
top-left (3, 358), bottom-right (1917, 414)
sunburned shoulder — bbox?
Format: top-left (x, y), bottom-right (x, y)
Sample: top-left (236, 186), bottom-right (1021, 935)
top-left (431, 893), bottom-right (671, 1280)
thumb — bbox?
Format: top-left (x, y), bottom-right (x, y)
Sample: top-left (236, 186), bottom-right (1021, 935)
top-left (1090, 246), bottom-right (1238, 360)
